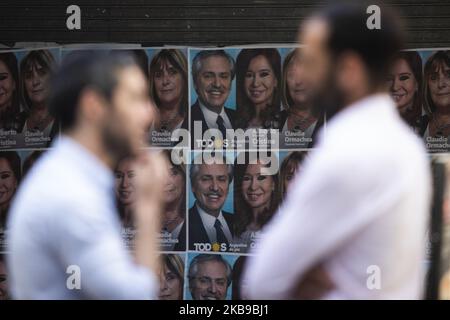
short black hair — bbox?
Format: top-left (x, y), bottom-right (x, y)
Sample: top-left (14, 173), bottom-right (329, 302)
top-left (48, 50), bottom-right (140, 131)
top-left (109, 49), bottom-right (149, 79)
top-left (319, 1), bottom-right (404, 86)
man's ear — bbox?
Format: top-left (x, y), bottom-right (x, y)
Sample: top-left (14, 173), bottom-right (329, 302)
top-left (78, 88), bottom-right (108, 125)
top-left (193, 77), bottom-right (199, 93)
top-left (335, 51), bottom-right (369, 102)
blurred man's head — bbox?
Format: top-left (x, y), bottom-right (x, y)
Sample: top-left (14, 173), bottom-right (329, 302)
top-left (49, 51), bottom-right (155, 162)
top-left (188, 254), bottom-right (231, 300)
top-left (299, 2), bottom-right (404, 119)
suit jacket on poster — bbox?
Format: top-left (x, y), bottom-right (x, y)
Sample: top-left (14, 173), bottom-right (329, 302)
top-left (190, 100), bottom-right (235, 149)
top-left (188, 203), bottom-right (234, 250)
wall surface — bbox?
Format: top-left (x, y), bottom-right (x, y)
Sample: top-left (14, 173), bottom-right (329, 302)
top-left (0, 0), bottom-right (449, 48)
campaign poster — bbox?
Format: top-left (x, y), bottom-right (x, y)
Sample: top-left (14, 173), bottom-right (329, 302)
top-left (0, 149), bottom-right (46, 253)
top-left (114, 148), bottom-right (187, 252)
top-left (386, 49), bottom-right (450, 153)
top-left (187, 151), bottom-right (235, 253)
top-left (158, 252), bottom-right (186, 300)
top-left (147, 47), bottom-right (189, 148)
top-left (231, 150), bottom-right (279, 254)
top-left (184, 252), bottom-right (239, 300)
top-left (0, 48), bottom-right (60, 150)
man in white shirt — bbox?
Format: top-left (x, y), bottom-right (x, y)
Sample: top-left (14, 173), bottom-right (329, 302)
top-left (7, 51), bottom-right (168, 299)
top-left (243, 3), bottom-right (432, 299)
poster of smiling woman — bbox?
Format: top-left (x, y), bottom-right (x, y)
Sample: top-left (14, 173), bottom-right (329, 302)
top-left (0, 48), bottom-right (60, 150)
top-left (385, 49), bottom-right (450, 153)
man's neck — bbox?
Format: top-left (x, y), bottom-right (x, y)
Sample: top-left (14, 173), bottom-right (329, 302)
top-left (199, 100), bottom-right (223, 115)
top-left (343, 87), bottom-right (386, 111)
top-left (196, 202), bottom-right (220, 218)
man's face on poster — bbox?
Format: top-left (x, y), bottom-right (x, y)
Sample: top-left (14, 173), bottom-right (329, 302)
top-left (195, 55), bottom-right (232, 113)
top-left (192, 163), bottom-right (229, 216)
top-left (190, 260), bottom-right (229, 300)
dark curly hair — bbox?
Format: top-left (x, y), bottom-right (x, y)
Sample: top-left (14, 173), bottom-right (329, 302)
top-left (233, 151), bottom-right (279, 236)
top-left (235, 48), bottom-right (281, 129)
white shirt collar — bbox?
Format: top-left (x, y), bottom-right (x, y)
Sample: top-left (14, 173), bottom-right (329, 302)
top-left (318, 93), bottom-right (396, 143)
top-left (198, 100), bottom-right (232, 130)
top-left (196, 203), bottom-right (232, 243)
top-left (331, 93), bottom-right (395, 125)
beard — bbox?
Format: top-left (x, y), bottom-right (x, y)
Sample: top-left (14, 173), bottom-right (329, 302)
top-left (310, 65), bottom-right (347, 121)
top-left (101, 116), bottom-right (135, 165)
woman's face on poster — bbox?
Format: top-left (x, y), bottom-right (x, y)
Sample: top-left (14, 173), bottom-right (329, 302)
top-left (153, 60), bottom-right (183, 106)
top-left (163, 164), bottom-right (183, 205)
top-left (114, 159), bottom-right (136, 206)
top-left (387, 58), bottom-right (418, 112)
top-left (244, 55), bottom-right (277, 107)
top-left (0, 61), bottom-right (16, 112)
top-left (0, 158), bottom-right (17, 209)
top-left (428, 62), bottom-right (450, 111)
top-left (241, 162), bottom-right (274, 210)
top-left (286, 58), bottom-right (310, 106)
top-left (159, 264), bottom-right (182, 300)
top-left (0, 259), bottom-right (8, 300)
top-left (24, 60), bottom-right (51, 106)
